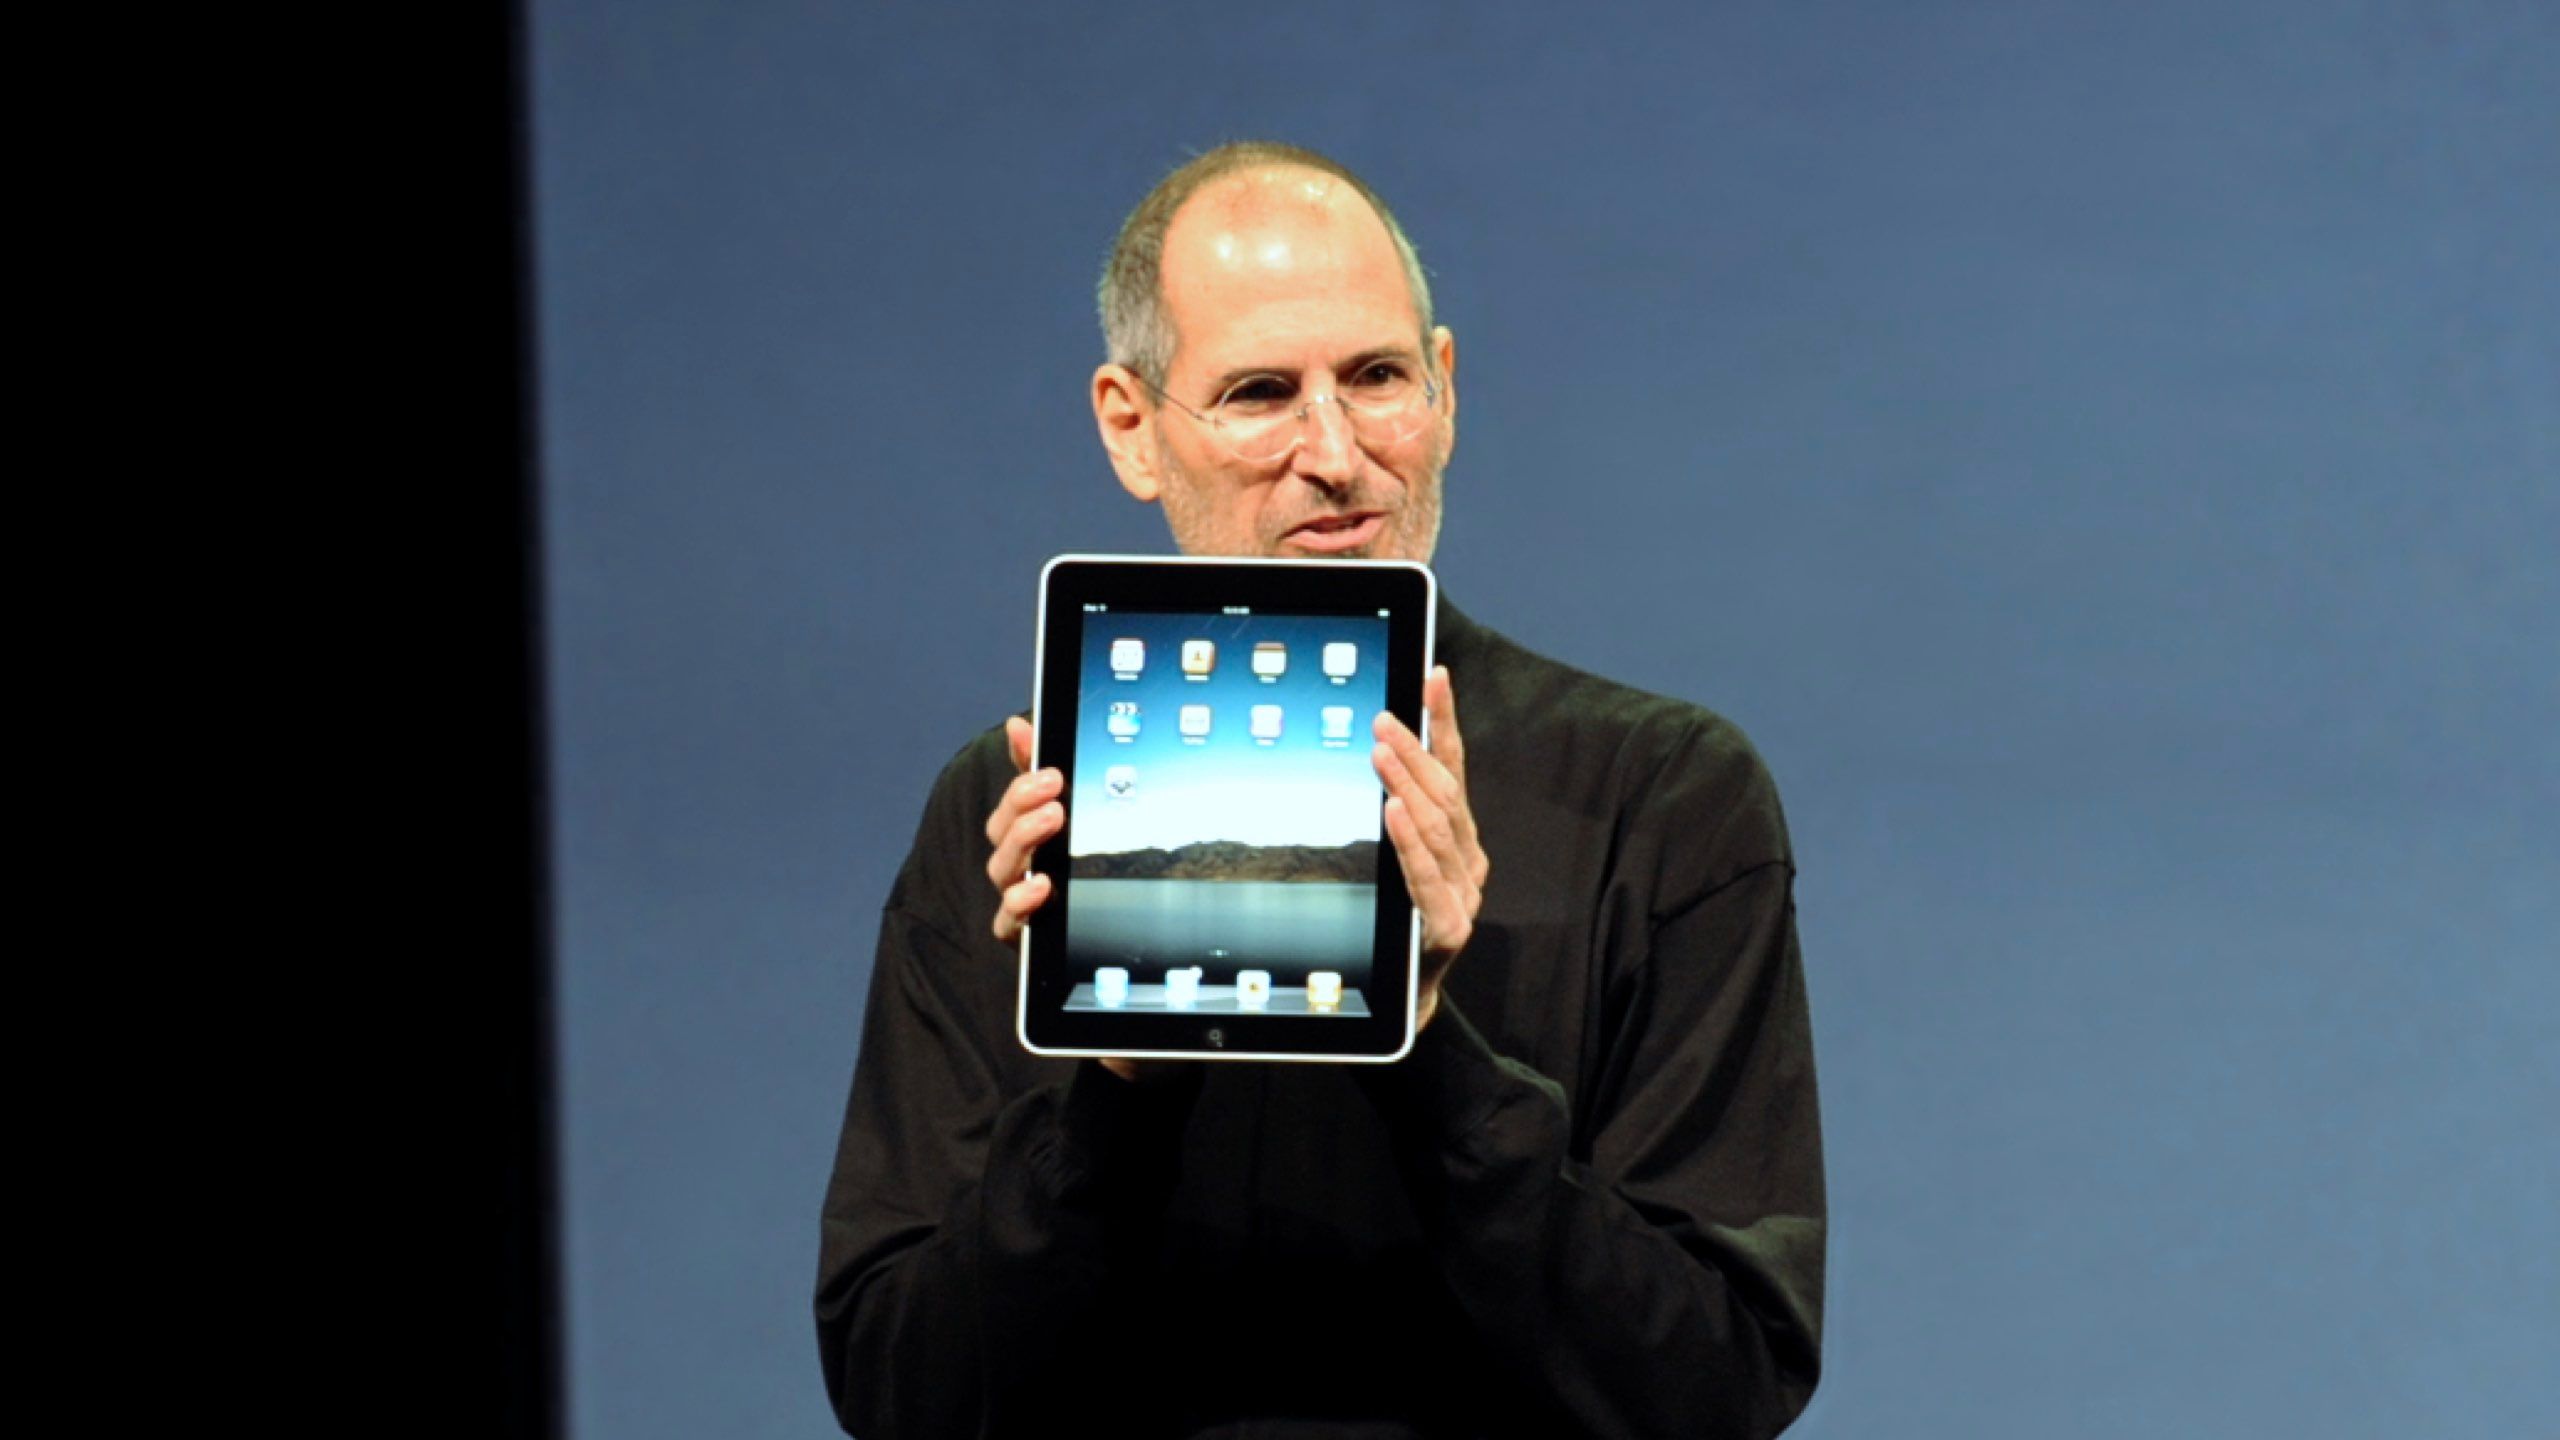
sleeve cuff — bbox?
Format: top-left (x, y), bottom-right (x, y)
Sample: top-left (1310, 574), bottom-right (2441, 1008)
top-left (1356, 998), bottom-right (1566, 1153)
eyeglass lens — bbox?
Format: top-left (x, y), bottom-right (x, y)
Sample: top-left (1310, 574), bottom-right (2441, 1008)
top-left (1219, 387), bottom-right (1434, 463)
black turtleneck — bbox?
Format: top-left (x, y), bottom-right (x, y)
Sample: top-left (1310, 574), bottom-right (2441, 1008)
top-left (818, 600), bottom-right (1825, 1439)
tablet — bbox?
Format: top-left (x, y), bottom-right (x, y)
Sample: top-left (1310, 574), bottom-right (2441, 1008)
top-left (1019, 555), bottom-right (1436, 1062)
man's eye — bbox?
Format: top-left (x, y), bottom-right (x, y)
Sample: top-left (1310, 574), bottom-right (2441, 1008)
top-left (1349, 361), bottom-right (1410, 392)
top-left (1218, 378), bottom-right (1293, 411)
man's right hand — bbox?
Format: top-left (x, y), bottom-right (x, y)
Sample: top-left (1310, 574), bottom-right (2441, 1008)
top-left (983, 717), bottom-right (1177, 1086)
top-left (985, 716), bottom-right (1061, 946)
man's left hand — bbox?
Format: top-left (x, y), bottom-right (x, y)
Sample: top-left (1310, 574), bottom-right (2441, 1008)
top-left (1374, 665), bottom-right (1488, 1033)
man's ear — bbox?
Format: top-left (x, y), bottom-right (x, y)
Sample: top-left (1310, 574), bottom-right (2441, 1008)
top-left (1432, 325), bottom-right (1458, 463)
top-left (1092, 364), bottom-right (1162, 504)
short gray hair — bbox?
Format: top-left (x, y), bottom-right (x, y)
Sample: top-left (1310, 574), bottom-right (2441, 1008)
top-left (1098, 142), bottom-right (1435, 389)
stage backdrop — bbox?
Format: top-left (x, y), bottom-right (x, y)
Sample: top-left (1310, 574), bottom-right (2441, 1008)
top-left (528, 2), bottom-right (2557, 1436)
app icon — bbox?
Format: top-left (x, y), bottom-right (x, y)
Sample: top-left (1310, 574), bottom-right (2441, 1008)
top-left (1165, 966), bottom-right (1203, 1008)
top-left (1322, 642), bottom-right (1357, 679)
top-left (1252, 642), bottom-right (1287, 678)
top-left (1307, 971), bottom-right (1343, 1010)
top-left (1236, 970), bottom-right (1271, 1009)
top-left (1320, 706), bottom-right (1354, 741)
top-left (1250, 704), bottom-right (1282, 740)
top-left (1182, 639), bottom-right (1216, 677)
top-left (1179, 704), bottom-right (1211, 738)
top-left (1106, 701), bottom-right (1140, 738)
top-left (1110, 638), bottom-right (1144, 675)
top-left (1094, 967), bottom-right (1129, 1008)
top-left (1104, 764), bottom-right (1137, 798)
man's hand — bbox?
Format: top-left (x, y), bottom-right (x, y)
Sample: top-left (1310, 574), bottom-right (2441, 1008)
top-left (986, 716), bottom-right (1061, 947)
top-left (983, 716), bottom-right (1171, 1085)
top-left (1373, 666), bottom-right (1489, 1032)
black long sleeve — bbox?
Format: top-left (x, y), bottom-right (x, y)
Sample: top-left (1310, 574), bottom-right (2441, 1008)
top-left (817, 731), bottom-right (1207, 1437)
top-left (817, 603), bottom-right (1825, 1438)
top-left (1357, 864), bottom-right (1824, 1437)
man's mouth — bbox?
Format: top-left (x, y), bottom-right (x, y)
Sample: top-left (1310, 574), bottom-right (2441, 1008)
top-left (1284, 512), bottom-right (1385, 553)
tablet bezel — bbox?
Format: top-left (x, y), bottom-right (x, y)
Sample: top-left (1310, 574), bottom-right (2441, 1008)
top-left (1018, 555), bottom-right (1435, 1063)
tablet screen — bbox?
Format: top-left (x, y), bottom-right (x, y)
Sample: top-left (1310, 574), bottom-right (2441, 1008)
top-left (1063, 609), bottom-right (1391, 1018)
top-left (1021, 557), bottom-right (1433, 1061)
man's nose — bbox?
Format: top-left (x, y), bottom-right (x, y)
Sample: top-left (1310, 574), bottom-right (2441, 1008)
top-left (1290, 395), bottom-right (1362, 490)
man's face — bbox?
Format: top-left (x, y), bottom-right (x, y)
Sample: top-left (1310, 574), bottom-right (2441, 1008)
top-left (1096, 168), bottom-right (1456, 563)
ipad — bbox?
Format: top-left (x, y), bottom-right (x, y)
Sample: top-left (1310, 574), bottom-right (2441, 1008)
top-left (1019, 555), bottom-right (1436, 1062)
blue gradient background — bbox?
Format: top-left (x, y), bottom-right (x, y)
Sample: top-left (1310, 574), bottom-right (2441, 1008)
top-left (529, 2), bottom-right (2557, 1436)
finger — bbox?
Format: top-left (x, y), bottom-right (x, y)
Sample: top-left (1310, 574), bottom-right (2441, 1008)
top-left (991, 871), bottom-right (1051, 944)
top-left (1377, 743), bottom-right (1487, 929)
top-left (1374, 739), bottom-right (1464, 860)
top-left (1398, 673), bottom-right (1482, 873)
top-left (1424, 667), bottom-right (1466, 788)
top-left (989, 797), bottom-right (1062, 882)
top-left (1373, 710), bottom-right (1462, 813)
top-left (1371, 736), bottom-right (1452, 854)
top-left (1384, 796), bottom-right (1471, 956)
top-left (982, 765), bottom-right (1062, 849)
top-left (1427, 680), bottom-right (1483, 880)
top-left (1006, 715), bottom-right (1034, 774)
top-left (1376, 727), bottom-right (1489, 895)
top-left (985, 798), bottom-right (1063, 891)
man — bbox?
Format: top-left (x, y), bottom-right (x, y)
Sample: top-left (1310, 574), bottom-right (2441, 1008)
top-left (818, 143), bottom-right (1825, 1439)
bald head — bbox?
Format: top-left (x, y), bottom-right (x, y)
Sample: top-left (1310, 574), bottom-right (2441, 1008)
top-left (1156, 167), bottom-right (1421, 361)
top-left (1098, 143), bottom-right (1435, 387)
